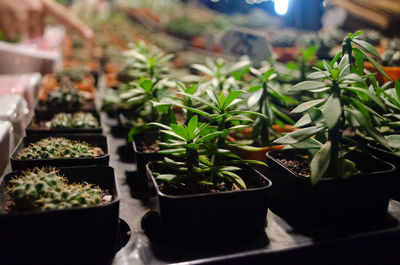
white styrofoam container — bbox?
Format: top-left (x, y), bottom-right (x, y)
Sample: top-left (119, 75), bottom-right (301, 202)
top-left (0, 121), bottom-right (13, 177)
top-left (0, 95), bottom-right (29, 148)
top-left (0, 73), bottom-right (41, 114)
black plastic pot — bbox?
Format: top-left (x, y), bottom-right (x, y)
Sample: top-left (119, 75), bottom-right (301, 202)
top-left (0, 166), bottom-right (120, 265)
top-left (145, 162), bottom-right (272, 246)
top-left (35, 100), bottom-right (97, 119)
top-left (10, 134), bottom-right (109, 170)
top-left (26, 111), bottom-right (102, 136)
top-left (367, 143), bottom-right (400, 201)
top-left (266, 149), bottom-right (395, 227)
top-left (132, 130), bottom-right (162, 191)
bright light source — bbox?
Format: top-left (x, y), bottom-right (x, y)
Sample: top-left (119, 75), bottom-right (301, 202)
top-left (274, 0), bottom-right (289, 15)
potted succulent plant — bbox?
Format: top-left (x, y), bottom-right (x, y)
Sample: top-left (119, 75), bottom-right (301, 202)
top-left (36, 79), bottom-right (96, 117)
top-left (231, 67), bottom-right (295, 164)
top-left (267, 52), bottom-right (395, 226)
top-left (381, 38), bottom-right (400, 82)
top-left (26, 111), bottom-right (102, 135)
top-left (145, 115), bottom-right (271, 245)
top-left (10, 135), bottom-right (109, 170)
top-left (0, 166), bottom-right (120, 264)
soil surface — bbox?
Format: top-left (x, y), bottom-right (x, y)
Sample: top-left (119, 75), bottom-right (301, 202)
top-left (136, 133), bottom-right (160, 153)
top-left (159, 181), bottom-right (241, 196)
top-left (275, 153), bottom-right (311, 178)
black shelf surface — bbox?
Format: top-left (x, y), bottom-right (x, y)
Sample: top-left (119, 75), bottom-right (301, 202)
top-left (105, 111), bottom-right (400, 265)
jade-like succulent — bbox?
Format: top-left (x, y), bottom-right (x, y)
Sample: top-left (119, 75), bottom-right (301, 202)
top-left (55, 68), bottom-right (88, 83)
top-left (18, 137), bottom-right (104, 159)
top-left (7, 167), bottom-right (107, 211)
top-left (47, 80), bottom-right (84, 108)
top-left (50, 112), bottom-right (99, 129)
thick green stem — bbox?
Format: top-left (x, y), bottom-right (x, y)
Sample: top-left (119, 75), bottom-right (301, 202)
top-left (300, 59), bottom-right (306, 81)
top-left (327, 81), bottom-right (342, 179)
top-left (260, 82), bottom-right (270, 146)
top-left (342, 38), bottom-right (353, 64)
top-left (186, 145), bottom-right (199, 182)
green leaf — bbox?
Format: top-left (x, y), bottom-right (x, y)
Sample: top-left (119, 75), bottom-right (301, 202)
top-left (329, 51), bottom-right (342, 67)
top-left (291, 98), bottom-right (326, 114)
top-left (273, 126), bottom-right (325, 144)
top-left (354, 47), bottom-right (390, 81)
top-left (310, 141), bottom-right (331, 185)
top-left (293, 113), bottom-right (311, 128)
top-left (387, 135), bottom-right (400, 149)
top-left (224, 90), bottom-right (244, 110)
top-left (158, 148), bottom-right (186, 155)
top-left (147, 122), bottom-right (171, 130)
top-left (290, 138), bottom-right (323, 149)
top-left (307, 71), bottom-right (329, 79)
top-left (352, 38), bottom-right (380, 58)
top-left (191, 64), bottom-right (215, 76)
top-left (350, 31), bottom-right (363, 39)
top-left (337, 158), bottom-right (356, 179)
top-left (171, 124), bottom-right (188, 140)
top-left (228, 60), bottom-right (251, 74)
top-left (141, 79), bottom-right (153, 92)
top-left (290, 81), bottom-right (327, 92)
top-left (178, 92), bottom-right (218, 112)
top-left (342, 73), bottom-right (362, 82)
top-left (249, 67), bottom-right (263, 79)
top-left (221, 171), bottom-right (246, 189)
top-left (323, 94), bottom-right (342, 129)
top-left (197, 131), bottom-right (224, 143)
top-left (353, 48), bottom-right (364, 75)
top-left (160, 130), bottom-right (186, 141)
top-left (187, 143), bottom-right (199, 149)
top-left (345, 86), bottom-right (387, 111)
top-left (218, 93), bottom-right (226, 108)
top-left (395, 80), bottom-right (400, 103)
top-left (187, 115), bottom-right (198, 139)
top-left (264, 68), bottom-right (275, 81)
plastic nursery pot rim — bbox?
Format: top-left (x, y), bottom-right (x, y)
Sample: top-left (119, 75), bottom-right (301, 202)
top-left (0, 166), bottom-right (119, 217)
top-left (146, 161), bottom-right (272, 199)
top-left (11, 134), bottom-right (109, 162)
top-left (266, 149), bottom-right (395, 182)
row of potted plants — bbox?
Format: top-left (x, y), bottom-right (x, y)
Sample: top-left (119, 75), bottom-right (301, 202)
top-left (103, 31), bottom-right (400, 246)
top-left (1, 67), bottom-right (123, 264)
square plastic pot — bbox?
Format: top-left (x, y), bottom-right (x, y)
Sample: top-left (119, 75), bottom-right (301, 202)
top-left (10, 134), bottom-right (109, 170)
top-left (145, 162), bottom-right (272, 245)
top-left (26, 111), bottom-right (102, 136)
top-left (0, 166), bottom-right (120, 265)
top-left (367, 143), bottom-right (400, 201)
top-left (266, 149), bottom-right (395, 227)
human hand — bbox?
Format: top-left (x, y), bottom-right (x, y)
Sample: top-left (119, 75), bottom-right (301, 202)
top-left (0, 0), bottom-right (93, 40)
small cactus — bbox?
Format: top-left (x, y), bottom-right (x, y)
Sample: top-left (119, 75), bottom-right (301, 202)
top-left (55, 68), bottom-right (88, 83)
top-left (50, 112), bottom-right (99, 129)
top-left (47, 79), bottom-right (84, 108)
top-left (18, 137), bottom-right (104, 159)
top-left (7, 167), bottom-right (107, 211)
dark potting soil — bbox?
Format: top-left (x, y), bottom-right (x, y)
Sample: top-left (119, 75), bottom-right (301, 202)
top-left (136, 134), bottom-right (160, 153)
top-left (158, 181), bottom-right (241, 196)
top-left (275, 153), bottom-right (311, 178)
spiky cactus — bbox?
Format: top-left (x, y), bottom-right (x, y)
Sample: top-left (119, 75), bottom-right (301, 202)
top-left (55, 68), bottom-right (87, 83)
top-left (47, 79), bottom-right (84, 108)
top-left (50, 112), bottom-right (99, 129)
top-left (7, 167), bottom-right (107, 211)
top-left (18, 137), bottom-right (104, 159)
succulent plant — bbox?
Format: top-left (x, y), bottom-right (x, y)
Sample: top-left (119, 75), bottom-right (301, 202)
top-left (55, 68), bottom-right (88, 83)
top-left (382, 38), bottom-right (400, 67)
top-left (50, 112), bottom-right (99, 129)
top-left (18, 137), bottom-right (104, 159)
top-left (47, 80), bottom-right (84, 108)
top-left (7, 167), bottom-right (106, 211)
